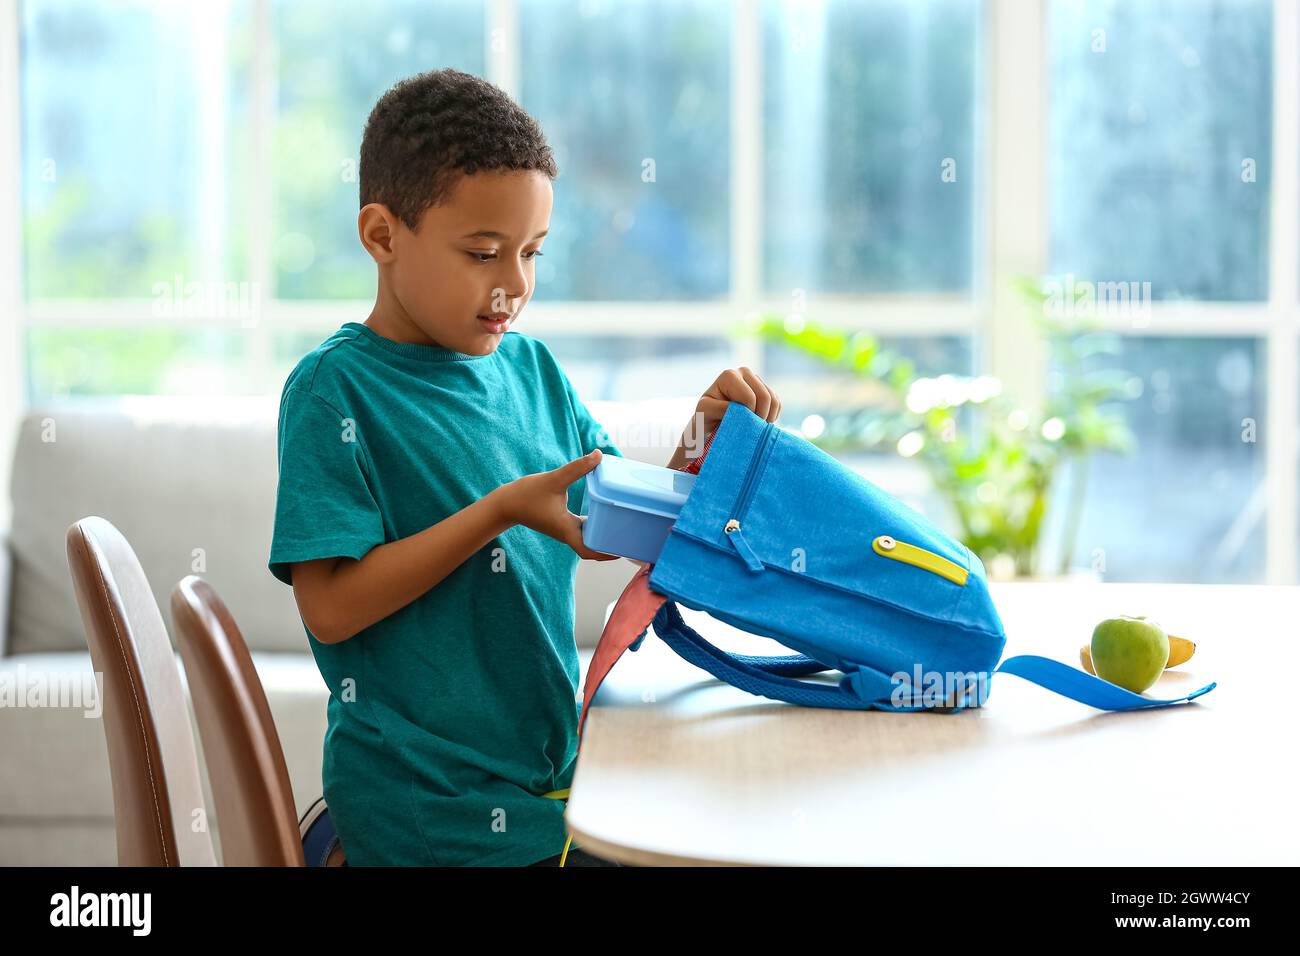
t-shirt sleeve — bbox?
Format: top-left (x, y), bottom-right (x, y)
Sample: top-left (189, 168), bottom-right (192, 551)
top-left (267, 387), bottom-right (387, 586)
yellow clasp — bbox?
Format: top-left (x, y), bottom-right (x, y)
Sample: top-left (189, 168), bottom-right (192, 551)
top-left (872, 535), bottom-right (969, 586)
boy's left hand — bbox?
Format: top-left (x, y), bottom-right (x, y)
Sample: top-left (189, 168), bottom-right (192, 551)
top-left (666, 367), bottom-right (782, 471)
top-left (695, 366), bottom-right (782, 430)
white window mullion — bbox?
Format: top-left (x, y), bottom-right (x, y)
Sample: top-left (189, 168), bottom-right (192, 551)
top-left (487, 0), bottom-right (519, 98)
top-left (1266, 0), bottom-right (1299, 584)
top-left (247, 0), bottom-right (275, 393)
top-left (1045, 302), bottom-right (1278, 335)
top-left (985, 0), bottom-right (1047, 416)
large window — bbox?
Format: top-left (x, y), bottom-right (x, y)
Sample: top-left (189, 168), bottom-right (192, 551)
top-left (1045, 0), bottom-right (1277, 581)
top-left (22, 0), bottom-right (251, 298)
top-left (11, 0), bottom-right (1300, 585)
top-left (762, 0), bottom-right (980, 294)
top-left (1049, 0), bottom-right (1272, 302)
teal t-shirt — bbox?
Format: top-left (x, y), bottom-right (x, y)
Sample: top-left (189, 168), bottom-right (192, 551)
top-left (267, 321), bottom-right (622, 866)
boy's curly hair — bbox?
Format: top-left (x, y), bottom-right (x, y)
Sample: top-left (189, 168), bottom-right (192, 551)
top-left (359, 68), bottom-right (558, 231)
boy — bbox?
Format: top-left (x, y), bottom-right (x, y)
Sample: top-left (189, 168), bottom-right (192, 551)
top-left (268, 68), bottom-right (782, 866)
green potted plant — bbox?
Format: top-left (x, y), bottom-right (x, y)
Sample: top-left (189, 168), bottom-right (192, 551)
top-left (746, 281), bottom-right (1138, 579)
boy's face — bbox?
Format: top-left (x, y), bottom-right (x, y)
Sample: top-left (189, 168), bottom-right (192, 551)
top-left (367, 169), bottom-right (553, 355)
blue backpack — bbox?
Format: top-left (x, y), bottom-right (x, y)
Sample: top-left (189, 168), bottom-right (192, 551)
top-left (584, 401), bottom-right (1216, 718)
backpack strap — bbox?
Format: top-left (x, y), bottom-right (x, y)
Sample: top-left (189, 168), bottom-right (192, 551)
top-left (729, 652), bottom-right (831, 677)
top-left (652, 601), bottom-right (879, 710)
top-left (993, 655), bottom-right (1216, 709)
top-left (579, 567), bottom-right (667, 739)
top-left (631, 627), bottom-right (825, 675)
top-left (653, 602), bottom-right (1218, 713)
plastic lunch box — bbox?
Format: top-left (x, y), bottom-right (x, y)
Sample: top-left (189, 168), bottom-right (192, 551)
top-left (579, 454), bottom-right (698, 563)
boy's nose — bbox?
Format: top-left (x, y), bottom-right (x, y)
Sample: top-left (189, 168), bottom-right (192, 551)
top-left (491, 280), bottom-right (528, 310)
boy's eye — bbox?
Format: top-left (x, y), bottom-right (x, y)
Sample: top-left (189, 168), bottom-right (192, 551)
top-left (467, 250), bottom-right (544, 262)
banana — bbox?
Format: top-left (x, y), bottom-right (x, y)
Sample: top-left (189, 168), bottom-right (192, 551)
top-left (1166, 634), bottom-right (1196, 668)
top-left (1079, 633), bottom-right (1196, 675)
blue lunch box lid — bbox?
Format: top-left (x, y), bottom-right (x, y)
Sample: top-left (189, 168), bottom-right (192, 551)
top-left (585, 454), bottom-right (698, 519)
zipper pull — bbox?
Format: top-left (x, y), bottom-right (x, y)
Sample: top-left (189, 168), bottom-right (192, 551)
top-left (724, 519), bottom-right (765, 573)
top-left (872, 534), bottom-right (968, 586)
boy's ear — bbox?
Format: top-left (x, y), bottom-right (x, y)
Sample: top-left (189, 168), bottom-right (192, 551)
top-left (358, 203), bottom-right (400, 263)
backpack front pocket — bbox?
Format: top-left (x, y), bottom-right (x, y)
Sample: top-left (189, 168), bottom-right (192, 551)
top-left (709, 424), bottom-right (975, 626)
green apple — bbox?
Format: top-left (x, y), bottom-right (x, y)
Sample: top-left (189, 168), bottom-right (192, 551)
top-left (1090, 615), bottom-right (1170, 694)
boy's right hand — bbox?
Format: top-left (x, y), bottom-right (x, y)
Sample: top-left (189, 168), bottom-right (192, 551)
top-left (493, 449), bottom-right (621, 561)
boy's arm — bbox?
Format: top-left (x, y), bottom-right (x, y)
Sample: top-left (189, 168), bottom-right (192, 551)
top-left (290, 450), bottom-right (617, 645)
top-left (290, 487), bottom-right (510, 645)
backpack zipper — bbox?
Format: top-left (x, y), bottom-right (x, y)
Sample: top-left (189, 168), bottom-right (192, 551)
top-left (733, 421), bottom-right (778, 521)
top-left (871, 534), bottom-right (968, 586)
top-left (723, 422), bottom-right (779, 572)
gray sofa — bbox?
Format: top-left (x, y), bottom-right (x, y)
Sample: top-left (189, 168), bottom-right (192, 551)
top-left (0, 395), bottom-right (688, 865)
